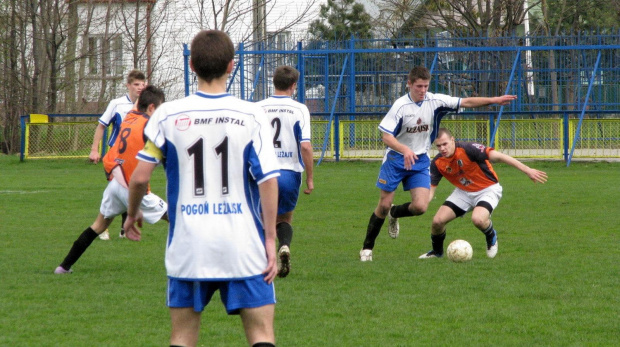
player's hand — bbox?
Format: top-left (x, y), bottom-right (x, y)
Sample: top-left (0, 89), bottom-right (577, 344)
top-left (403, 149), bottom-right (418, 171)
top-left (303, 179), bottom-right (314, 195)
top-left (496, 95), bottom-right (518, 106)
top-left (89, 150), bottom-right (101, 164)
top-left (528, 168), bottom-right (548, 184)
top-left (123, 212), bottom-right (143, 241)
top-left (262, 238), bottom-right (278, 284)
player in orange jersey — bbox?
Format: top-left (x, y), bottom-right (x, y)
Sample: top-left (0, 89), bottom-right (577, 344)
top-left (54, 85), bottom-right (168, 274)
top-left (419, 128), bottom-right (547, 259)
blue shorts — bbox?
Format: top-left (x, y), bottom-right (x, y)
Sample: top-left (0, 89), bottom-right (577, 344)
top-left (376, 151), bottom-right (431, 192)
top-left (277, 170), bottom-right (301, 215)
top-left (167, 276), bottom-right (276, 315)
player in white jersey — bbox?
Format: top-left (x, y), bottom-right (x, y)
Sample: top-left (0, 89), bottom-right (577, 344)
top-left (256, 65), bottom-right (314, 278)
top-left (89, 69), bottom-right (146, 240)
top-left (360, 66), bottom-right (518, 261)
top-left (123, 30), bottom-right (279, 347)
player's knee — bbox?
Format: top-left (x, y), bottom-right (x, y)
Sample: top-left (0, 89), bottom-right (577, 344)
top-left (471, 216), bottom-right (488, 230)
top-left (409, 201), bottom-right (428, 215)
top-left (431, 217), bottom-right (443, 229)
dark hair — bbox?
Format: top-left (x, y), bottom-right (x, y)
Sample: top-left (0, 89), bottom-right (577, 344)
top-left (137, 85), bottom-right (165, 112)
top-left (190, 30), bottom-right (235, 83)
top-left (273, 66), bottom-right (299, 91)
top-left (408, 66), bottom-right (431, 83)
top-left (127, 69), bottom-right (146, 84)
top-left (436, 127), bottom-right (453, 139)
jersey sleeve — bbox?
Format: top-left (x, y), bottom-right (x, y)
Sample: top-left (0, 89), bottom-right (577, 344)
top-left (462, 142), bottom-right (493, 162)
top-left (99, 100), bottom-right (117, 126)
top-left (378, 102), bottom-right (402, 136)
top-left (137, 139), bottom-right (164, 164)
top-left (434, 93), bottom-right (462, 113)
top-left (430, 156), bottom-right (443, 186)
top-left (300, 104), bottom-right (311, 143)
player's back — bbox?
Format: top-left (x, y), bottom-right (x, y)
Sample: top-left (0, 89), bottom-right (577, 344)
top-left (102, 110), bottom-right (150, 184)
top-left (257, 95), bottom-right (311, 172)
top-left (145, 92), bottom-right (280, 279)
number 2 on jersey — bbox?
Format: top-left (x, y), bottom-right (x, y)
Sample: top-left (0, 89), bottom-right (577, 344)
top-left (187, 136), bottom-right (229, 196)
top-left (270, 118), bottom-right (282, 148)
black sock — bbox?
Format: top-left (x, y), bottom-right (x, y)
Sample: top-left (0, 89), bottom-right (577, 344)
top-left (59, 227), bottom-right (99, 270)
top-left (363, 213), bottom-right (385, 250)
top-left (252, 343), bottom-right (275, 347)
top-left (391, 202), bottom-right (415, 218)
top-left (120, 212), bottom-right (127, 235)
top-left (431, 231), bottom-right (446, 255)
top-left (276, 222), bottom-right (293, 249)
top-left (482, 221), bottom-right (495, 242)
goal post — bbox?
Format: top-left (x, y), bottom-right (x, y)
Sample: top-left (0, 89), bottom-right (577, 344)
top-left (20, 114), bottom-right (106, 161)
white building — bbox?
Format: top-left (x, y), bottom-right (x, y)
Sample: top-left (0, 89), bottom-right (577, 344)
top-left (75, 0), bottom-right (323, 102)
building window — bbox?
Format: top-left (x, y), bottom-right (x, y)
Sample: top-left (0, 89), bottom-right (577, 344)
top-left (87, 35), bottom-right (123, 77)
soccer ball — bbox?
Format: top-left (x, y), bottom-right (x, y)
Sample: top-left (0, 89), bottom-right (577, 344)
top-left (446, 239), bottom-right (473, 262)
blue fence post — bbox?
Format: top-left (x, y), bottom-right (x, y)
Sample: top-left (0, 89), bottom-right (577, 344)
top-left (567, 51), bottom-right (602, 166)
top-left (297, 41), bottom-right (305, 103)
top-left (348, 37), bottom-right (356, 148)
top-left (183, 43), bottom-right (190, 97)
top-left (19, 115), bottom-right (27, 161)
top-left (239, 43), bottom-right (245, 100)
top-left (563, 112), bottom-right (569, 162)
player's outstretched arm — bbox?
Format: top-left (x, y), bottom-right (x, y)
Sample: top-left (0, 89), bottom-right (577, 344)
top-left (301, 142), bottom-right (314, 194)
top-left (488, 150), bottom-right (548, 184)
top-left (258, 177), bottom-right (278, 284)
top-left (460, 95), bottom-right (517, 108)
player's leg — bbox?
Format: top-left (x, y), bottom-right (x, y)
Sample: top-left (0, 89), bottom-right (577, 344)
top-left (387, 156), bottom-right (432, 238)
top-left (222, 277), bottom-right (276, 346)
top-left (418, 205), bottom-right (458, 259)
top-left (472, 204), bottom-right (498, 258)
top-left (274, 170), bottom-right (300, 276)
top-left (276, 212), bottom-right (293, 278)
top-left (420, 189), bottom-right (469, 259)
top-left (471, 184), bottom-right (502, 258)
top-left (240, 304), bottom-right (276, 346)
top-left (360, 189), bottom-right (395, 261)
top-left (170, 307), bottom-right (201, 347)
top-left (55, 213), bottom-right (114, 273)
top-left (119, 212), bottom-right (127, 238)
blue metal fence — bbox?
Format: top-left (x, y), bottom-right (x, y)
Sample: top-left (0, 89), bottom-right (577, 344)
top-left (183, 32), bottom-right (620, 164)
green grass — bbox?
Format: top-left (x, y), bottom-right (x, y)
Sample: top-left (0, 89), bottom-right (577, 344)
top-left (0, 155), bottom-right (618, 346)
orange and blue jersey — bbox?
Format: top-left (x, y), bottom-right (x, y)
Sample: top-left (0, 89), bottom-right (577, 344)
top-left (102, 110), bottom-right (150, 186)
top-left (430, 142), bottom-right (499, 192)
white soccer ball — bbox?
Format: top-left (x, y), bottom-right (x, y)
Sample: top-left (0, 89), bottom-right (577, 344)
top-left (446, 239), bottom-right (473, 262)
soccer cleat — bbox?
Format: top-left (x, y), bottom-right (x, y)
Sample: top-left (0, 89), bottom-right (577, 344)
top-left (387, 205), bottom-right (400, 239)
top-left (360, 249), bottom-right (373, 262)
top-left (418, 250), bottom-right (443, 259)
top-left (99, 229), bottom-right (110, 240)
top-left (486, 231), bottom-right (498, 258)
top-left (54, 266), bottom-right (73, 274)
top-left (278, 245), bottom-right (291, 278)
top-left (119, 229), bottom-right (126, 239)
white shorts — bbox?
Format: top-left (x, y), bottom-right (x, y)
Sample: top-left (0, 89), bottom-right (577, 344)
top-left (100, 179), bottom-right (167, 224)
top-left (445, 183), bottom-right (503, 215)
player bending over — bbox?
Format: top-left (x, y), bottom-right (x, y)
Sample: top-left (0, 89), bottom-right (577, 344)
top-left (54, 85), bottom-right (168, 274)
top-left (419, 128), bottom-right (547, 259)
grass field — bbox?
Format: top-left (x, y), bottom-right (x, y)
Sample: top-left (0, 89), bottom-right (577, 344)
top-left (0, 155), bottom-right (618, 346)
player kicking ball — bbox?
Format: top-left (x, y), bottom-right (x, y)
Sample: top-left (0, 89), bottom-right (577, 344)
top-left (54, 85), bottom-right (168, 274)
top-left (419, 128), bottom-right (547, 259)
